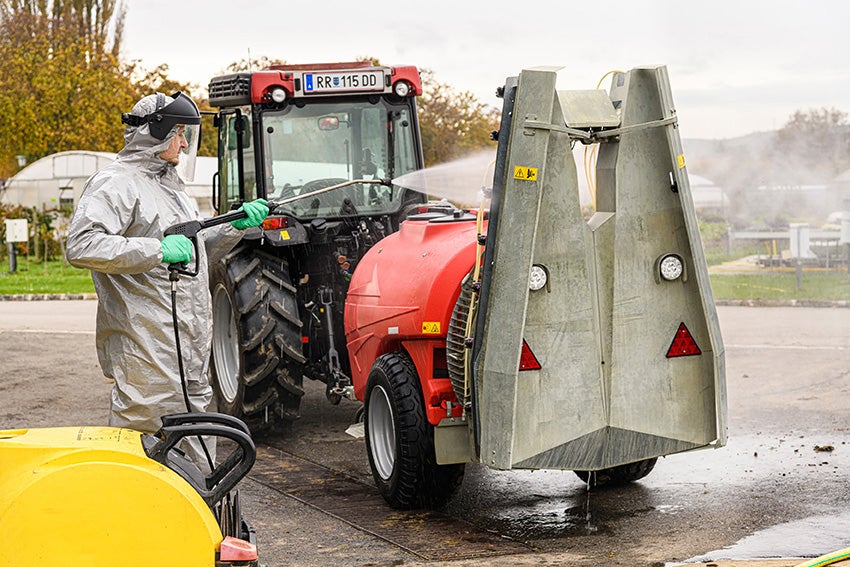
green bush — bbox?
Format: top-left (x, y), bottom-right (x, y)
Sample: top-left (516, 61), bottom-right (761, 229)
top-left (698, 220), bottom-right (728, 244)
top-left (0, 203), bottom-right (68, 263)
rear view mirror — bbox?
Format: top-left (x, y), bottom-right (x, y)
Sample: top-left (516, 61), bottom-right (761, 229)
top-left (227, 115), bottom-right (251, 150)
top-left (318, 116), bottom-right (339, 131)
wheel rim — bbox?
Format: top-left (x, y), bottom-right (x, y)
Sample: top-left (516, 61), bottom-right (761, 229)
top-left (368, 385), bottom-right (396, 480)
top-left (212, 284), bottom-right (240, 404)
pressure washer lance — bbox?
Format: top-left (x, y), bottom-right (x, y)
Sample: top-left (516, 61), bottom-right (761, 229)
top-left (162, 179), bottom-right (391, 468)
top-left (163, 178), bottom-right (390, 276)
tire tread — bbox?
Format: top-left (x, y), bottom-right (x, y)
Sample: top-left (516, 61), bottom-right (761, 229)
top-left (210, 245), bottom-right (305, 434)
top-left (365, 351), bottom-right (464, 509)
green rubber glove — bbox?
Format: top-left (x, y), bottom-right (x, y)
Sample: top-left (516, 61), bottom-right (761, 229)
top-left (231, 198), bottom-right (269, 230)
top-left (161, 234), bottom-right (193, 264)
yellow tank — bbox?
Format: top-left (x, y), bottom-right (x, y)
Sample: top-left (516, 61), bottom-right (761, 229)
top-left (0, 426), bottom-right (223, 566)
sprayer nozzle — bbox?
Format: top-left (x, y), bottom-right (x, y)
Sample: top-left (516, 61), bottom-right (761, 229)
top-left (381, 178), bottom-right (393, 186)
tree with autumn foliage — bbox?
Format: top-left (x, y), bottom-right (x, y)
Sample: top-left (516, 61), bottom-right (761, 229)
top-left (0, 8), bottom-right (501, 178)
top-left (417, 69), bottom-right (501, 166)
top-left (774, 107), bottom-right (850, 181)
top-left (0, 1), bottom-right (138, 177)
top-left (0, 1), bottom-right (212, 177)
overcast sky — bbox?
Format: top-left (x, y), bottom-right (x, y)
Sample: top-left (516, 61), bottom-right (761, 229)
top-left (121, 0), bottom-right (848, 140)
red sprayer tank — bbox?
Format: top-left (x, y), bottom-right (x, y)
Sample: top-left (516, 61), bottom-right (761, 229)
top-left (344, 210), bottom-right (481, 425)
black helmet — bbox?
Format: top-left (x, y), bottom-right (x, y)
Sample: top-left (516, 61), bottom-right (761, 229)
top-left (121, 92), bottom-right (201, 140)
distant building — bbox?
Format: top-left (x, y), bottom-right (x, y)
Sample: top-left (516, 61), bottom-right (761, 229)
top-left (688, 174), bottom-right (729, 214)
top-left (0, 151), bottom-right (216, 217)
top-left (749, 172), bottom-right (849, 223)
top-left (189, 157), bottom-right (216, 217)
top-left (0, 151), bottom-right (115, 211)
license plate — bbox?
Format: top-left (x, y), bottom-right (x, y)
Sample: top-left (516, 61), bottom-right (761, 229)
top-left (303, 70), bottom-right (385, 94)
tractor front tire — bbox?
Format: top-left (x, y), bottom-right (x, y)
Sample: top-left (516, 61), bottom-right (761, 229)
top-left (210, 245), bottom-right (305, 434)
top-left (574, 457), bottom-right (658, 488)
top-left (364, 351), bottom-right (464, 509)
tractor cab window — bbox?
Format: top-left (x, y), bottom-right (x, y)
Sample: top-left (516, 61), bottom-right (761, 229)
top-left (218, 111), bottom-right (257, 212)
top-left (260, 99), bottom-right (420, 219)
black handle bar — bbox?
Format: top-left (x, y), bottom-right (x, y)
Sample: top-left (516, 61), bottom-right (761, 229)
top-left (145, 412), bottom-right (256, 507)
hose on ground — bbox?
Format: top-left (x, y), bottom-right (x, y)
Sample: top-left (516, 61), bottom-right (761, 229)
top-left (794, 547), bottom-right (850, 567)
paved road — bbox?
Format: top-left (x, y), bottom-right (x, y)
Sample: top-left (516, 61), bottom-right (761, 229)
top-left (1, 301), bottom-right (849, 566)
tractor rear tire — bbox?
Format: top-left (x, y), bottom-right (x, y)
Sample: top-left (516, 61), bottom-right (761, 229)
top-left (574, 457), bottom-right (658, 488)
top-left (364, 351), bottom-right (465, 509)
top-left (210, 245), bottom-right (305, 434)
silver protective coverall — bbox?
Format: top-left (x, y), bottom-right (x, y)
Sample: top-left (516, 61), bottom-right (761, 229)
top-left (66, 96), bottom-right (242, 465)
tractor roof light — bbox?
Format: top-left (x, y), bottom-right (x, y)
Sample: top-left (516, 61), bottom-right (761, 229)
top-left (656, 253), bottom-right (685, 283)
top-left (529, 264), bottom-right (548, 291)
top-left (270, 87), bottom-right (287, 103)
top-left (393, 81), bottom-right (411, 97)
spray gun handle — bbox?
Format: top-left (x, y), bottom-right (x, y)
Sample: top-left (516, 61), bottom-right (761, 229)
top-left (162, 209), bottom-right (249, 276)
top-left (145, 412), bottom-right (256, 507)
top-left (162, 203), bottom-right (283, 277)
top-left (163, 220), bottom-right (204, 277)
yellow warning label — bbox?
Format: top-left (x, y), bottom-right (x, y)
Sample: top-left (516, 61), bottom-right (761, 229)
top-left (677, 154), bottom-right (686, 169)
top-left (279, 230), bottom-right (291, 241)
top-left (513, 166), bottom-right (538, 181)
top-left (422, 322), bottom-right (441, 335)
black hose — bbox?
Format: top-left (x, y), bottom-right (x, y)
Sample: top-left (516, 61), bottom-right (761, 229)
top-left (169, 270), bottom-right (215, 473)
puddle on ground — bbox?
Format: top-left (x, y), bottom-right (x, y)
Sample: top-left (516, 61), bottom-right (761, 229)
top-left (676, 511), bottom-right (850, 563)
top-left (446, 466), bottom-right (668, 540)
top-left (443, 431), bottom-right (850, 546)
top-left (475, 499), bottom-right (614, 540)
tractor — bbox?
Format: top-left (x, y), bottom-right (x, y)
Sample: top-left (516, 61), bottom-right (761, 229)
top-left (207, 61), bottom-right (428, 431)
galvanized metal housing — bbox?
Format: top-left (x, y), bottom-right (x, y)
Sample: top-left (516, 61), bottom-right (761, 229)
top-left (474, 65), bottom-right (726, 472)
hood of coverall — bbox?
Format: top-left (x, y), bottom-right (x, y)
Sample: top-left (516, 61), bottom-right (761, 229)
top-left (118, 93), bottom-right (200, 183)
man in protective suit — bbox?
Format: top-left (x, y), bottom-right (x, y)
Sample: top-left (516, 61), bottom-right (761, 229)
top-left (67, 92), bottom-right (268, 468)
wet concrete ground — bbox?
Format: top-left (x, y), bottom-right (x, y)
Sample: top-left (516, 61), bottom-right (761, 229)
top-left (1, 302), bottom-right (849, 565)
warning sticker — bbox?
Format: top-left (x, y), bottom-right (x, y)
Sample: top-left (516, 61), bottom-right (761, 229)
top-left (677, 154), bottom-right (686, 169)
top-left (513, 166), bottom-right (538, 181)
top-left (422, 322), bottom-right (441, 335)
top-left (279, 230), bottom-right (291, 241)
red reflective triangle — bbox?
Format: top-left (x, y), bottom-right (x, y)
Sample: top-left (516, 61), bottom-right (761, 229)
top-left (519, 339), bottom-right (542, 371)
top-left (666, 322), bottom-right (702, 358)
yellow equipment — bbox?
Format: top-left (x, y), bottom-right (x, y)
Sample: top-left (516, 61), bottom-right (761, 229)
top-left (0, 413), bottom-right (258, 567)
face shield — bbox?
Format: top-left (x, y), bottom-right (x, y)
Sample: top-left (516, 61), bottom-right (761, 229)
top-left (174, 123), bottom-right (201, 182)
top-left (122, 92), bottom-right (201, 140)
top-left (122, 91), bottom-right (203, 182)
top-left (147, 92), bottom-right (201, 140)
